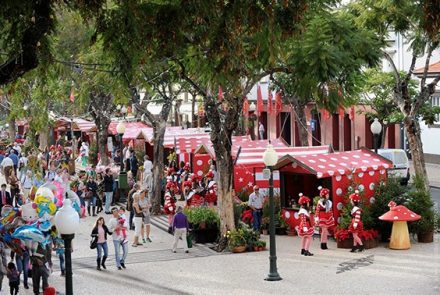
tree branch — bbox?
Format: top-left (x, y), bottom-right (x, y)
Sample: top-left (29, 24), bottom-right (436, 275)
top-left (420, 44), bottom-right (434, 89)
top-left (405, 54), bottom-right (417, 83)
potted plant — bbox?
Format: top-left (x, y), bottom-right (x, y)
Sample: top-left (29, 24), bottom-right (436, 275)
top-left (261, 217), bottom-right (270, 235)
top-left (227, 228), bottom-right (247, 253)
top-left (275, 212), bottom-right (288, 235)
top-left (406, 176), bottom-right (435, 243)
top-left (184, 207), bottom-right (220, 243)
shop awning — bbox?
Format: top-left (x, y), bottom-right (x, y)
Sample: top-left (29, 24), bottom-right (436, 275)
top-left (236, 139), bottom-right (330, 167)
top-left (275, 148), bottom-right (392, 178)
top-left (72, 118), bottom-right (96, 133)
top-left (108, 121), bottom-right (150, 140)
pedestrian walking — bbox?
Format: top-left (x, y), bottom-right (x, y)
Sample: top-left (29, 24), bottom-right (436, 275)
top-left (80, 142), bottom-right (89, 167)
top-left (172, 206), bottom-right (189, 253)
top-left (21, 170), bottom-right (33, 200)
top-left (349, 190), bottom-right (364, 253)
top-left (127, 183), bottom-right (140, 230)
top-left (258, 122), bottom-right (265, 140)
top-left (315, 186), bottom-right (335, 250)
top-left (297, 193), bottom-right (314, 256)
top-left (103, 168), bottom-right (114, 214)
top-left (30, 244), bottom-right (51, 295)
top-left (96, 172), bottom-right (104, 213)
top-left (132, 188), bottom-right (151, 246)
top-left (91, 217), bottom-right (111, 271)
top-left (142, 155), bottom-right (153, 189)
top-left (0, 184), bottom-right (12, 212)
top-left (85, 175), bottom-right (98, 217)
top-left (6, 262), bottom-right (19, 295)
top-left (108, 207), bottom-right (129, 270)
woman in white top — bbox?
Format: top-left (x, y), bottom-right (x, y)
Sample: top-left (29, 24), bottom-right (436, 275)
top-left (20, 170), bottom-right (34, 200)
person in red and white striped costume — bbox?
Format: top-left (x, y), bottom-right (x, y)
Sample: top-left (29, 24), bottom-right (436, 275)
top-left (315, 186), bottom-right (335, 250)
top-left (348, 190), bottom-right (364, 252)
top-left (297, 194), bottom-right (314, 256)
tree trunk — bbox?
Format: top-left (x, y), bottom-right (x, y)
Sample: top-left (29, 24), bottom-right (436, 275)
top-left (403, 118), bottom-right (429, 191)
top-left (8, 118), bottom-right (16, 143)
top-left (380, 125), bottom-right (388, 149)
top-left (39, 129), bottom-right (49, 150)
top-left (97, 127), bottom-right (109, 166)
top-left (191, 92), bottom-right (196, 128)
top-left (151, 121), bottom-right (166, 214)
top-left (215, 153), bottom-right (235, 235)
top-left (296, 105), bottom-right (308, 146)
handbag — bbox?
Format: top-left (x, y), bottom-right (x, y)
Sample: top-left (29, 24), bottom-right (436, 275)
top-left (90, 237), bottom-right (97, 249)
top-left (84, 191), bottom-right (93, 200)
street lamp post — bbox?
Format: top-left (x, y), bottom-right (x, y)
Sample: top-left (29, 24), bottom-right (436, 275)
top-left (262, 143), bottom-right (282, 281)
top-left (116, 121), bottom-right (128, 199)
top-left (370, 118), bottom-right (382, 154)
top-left (54, 199), bottom-right (80, 295)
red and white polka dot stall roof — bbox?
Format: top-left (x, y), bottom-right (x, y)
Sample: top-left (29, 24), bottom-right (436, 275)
top-left (294, 149), bottom-right (393, 178)
top-left (236, 139), bottom-right (330, 167)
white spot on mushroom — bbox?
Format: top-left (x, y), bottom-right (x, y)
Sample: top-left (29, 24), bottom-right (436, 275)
top-left (347, 174), bottom-right (352, 179)
top-left (358, 173), bottom-right (364, 178)
top-left (364, 153), bottom-right (371, 157)
top-left (351, 161), bottom-right (359, 165)
top-left (380, 169), bottom-right (386, 175)
top-left (337, 202), bottom-right (343, 210)
top-left (328, 170), bottom-right (334, 176)
top-left (358, 184), bottom-right (365, 191)
top-left (383, 164), bottom-right (389, 169)
top-left (294, 212), bottom-right (299, 219)
top-left (362, 160), bottom-right (369, 163)
top-left (196, 160), bottom-right (203, 166)
top-left (197, 171), bottom-right (203, 176)
top-left (329, 164), bottom-right (336, 168)
top-left (309, 159), bottom-right (316, 163)
top-left (348, 186), bottom-right (353, 192)
top-left (372, 165), bottom-right (378, 170)
top-left (369, 171), bottom-right (375, 176)
top-left (336, 175), bottom-right (342, 181)
top-left (342, 156), bottom-right (349, 160)
top-left (369, 183), bottom-right (375, 190)
top-left (370, 197), bottom-right (375, 204)
top-left (353, 155), bottom-right (360, 159)
top-left (317, 172), bottom-right (323, 178)
top-left (340, 162), bottom-right (347, 166)
top-left (318, 165), bottom-right (326, 169)
top-left (361, 166), bottom-right (367, 172)
top-left (336, 188), bottom-right (343, 196)
top-left (410, 214), bottom-right (415, 218)
top-left (393, 216), bottom-right (399, 220)
top-left (291, 162), bottom-right (298, 168)
top-left (285, 211), bottom-right (290, 219)
top-left (338, 169), bottom-right (345, 175)
top-left (330, 157), bottom-right (337, 161)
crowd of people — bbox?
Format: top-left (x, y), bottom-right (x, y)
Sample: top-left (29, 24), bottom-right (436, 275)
top-left (0, 138), bottom-right (220, 294)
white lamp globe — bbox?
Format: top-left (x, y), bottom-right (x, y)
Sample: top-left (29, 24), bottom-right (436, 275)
top-left (370, 118), bottom-right (382, 135)
top-left (249, 102), bottom-right (256, 112)
top-left (263, 144), bottom-right (278, 167)
top-left (23, 105), bottom-right (29, 111)
top-left (116, 121), bottom-right (126, 135)
top-left (116, 104), bottom-right (121, 111)
top-left (121, 105), bottom-right (127, 114)
top-left (54, 199), bottom-right (80, 235)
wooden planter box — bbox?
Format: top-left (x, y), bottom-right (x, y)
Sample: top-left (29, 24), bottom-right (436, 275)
top-left (337, 238), bottom-right (379, 249)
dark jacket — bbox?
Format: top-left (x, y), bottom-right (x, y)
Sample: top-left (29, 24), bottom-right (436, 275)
top-left (0, 190), bottom-right (12, 206)
top-left (103, 175), bottom-right (113, 192)
top-left (91, 224), bottom-right (112, 241)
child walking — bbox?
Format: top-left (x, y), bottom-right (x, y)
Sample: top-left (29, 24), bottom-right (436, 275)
top-left (7, 262), bottom-right (19, 295)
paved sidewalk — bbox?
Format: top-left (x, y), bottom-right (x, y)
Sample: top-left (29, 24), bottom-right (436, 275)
top-left (410, 161), bottom-right (440, 187)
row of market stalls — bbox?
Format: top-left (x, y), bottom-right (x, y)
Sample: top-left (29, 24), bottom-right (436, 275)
top-left (25, 117), bottom-right (393, 228)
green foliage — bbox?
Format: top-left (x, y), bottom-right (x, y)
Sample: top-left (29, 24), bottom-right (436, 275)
top-left (226, 222), bottom-right (260, 249)
top-left (88, 141), bottom-right (98, 166)
top-left (262, 195), bottom-right (281, 220)
top-left (369, 178), bottom-right (409, 239)
top-left (184, 207), bottom-right (220, 230)
top-left (407, 175), bottom-right (436, 234)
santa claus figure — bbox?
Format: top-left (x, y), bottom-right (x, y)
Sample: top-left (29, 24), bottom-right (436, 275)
top-left (164, 187), bottom-right (177, 233)
top-left (297, 193), bottom-right (314, 256)
top-left (349, 190), bottom-right (364, 252)
top-left (315, 186), bottom-right (335, 250)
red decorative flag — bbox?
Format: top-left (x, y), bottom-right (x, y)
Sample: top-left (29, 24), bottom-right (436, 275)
top-left (242, 97), bottom-right (249, 117)
top-left (218, 86), bottom-right (224, 102)
top-left (267, 88), bottom-right (273, 115)
top-left (69, 87), bottom-right (75, 103)
top-left (321, 109), bottom-right (331, 120)
top-left (275, 92), bottom-right (282, 115)
top-left (338, 106), bottom-right (345, 119)
top-left (349, 106), bottom-right (355, 121)
top-left (256, 85), bottom-right (263, 117)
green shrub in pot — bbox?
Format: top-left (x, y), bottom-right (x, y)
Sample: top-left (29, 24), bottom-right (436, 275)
top-left (184, 207), bottom-right (220, 230)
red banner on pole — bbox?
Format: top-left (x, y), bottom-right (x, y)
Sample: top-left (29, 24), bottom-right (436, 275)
top-left (242, 97), bottom-right (249, 117)
top-left (257, 85), bottom-right (263, 117)
top-left (349, 106), bottom-right (355, 121)
top-left (275, 92), bottom-right (282, 115)
top-left (267, 88), bottom-right (273, 115)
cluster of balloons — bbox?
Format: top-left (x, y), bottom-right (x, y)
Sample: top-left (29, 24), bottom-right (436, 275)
top-left (0, 180), bottom-right (81, 255)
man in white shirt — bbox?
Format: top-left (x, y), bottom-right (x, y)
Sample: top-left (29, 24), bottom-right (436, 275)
top-left (248, 185), bottom-right (264, 231)
top-left (18, 153), bottom-right (28, 180)
top-left (108, 207), bottom-right (129, 270)
top-left (12, 142), bottom-right (21, 155)
top-left (21, 170), bottom-right (34, 200)
top-left (142, 155), bottom-right (153, 189)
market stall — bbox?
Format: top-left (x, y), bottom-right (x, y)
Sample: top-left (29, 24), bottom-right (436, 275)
top-left (274, 148), bottom-right (392, 230)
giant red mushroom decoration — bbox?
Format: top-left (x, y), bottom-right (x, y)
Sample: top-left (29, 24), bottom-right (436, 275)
top-left (379, 201), bottom-right (421, 250)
